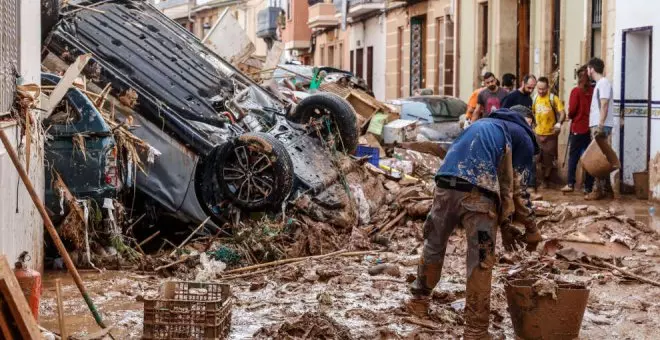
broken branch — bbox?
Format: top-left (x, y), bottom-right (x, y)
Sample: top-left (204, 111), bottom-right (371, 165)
top-left (169, 216), bottom-right (211, 257)
top-left (154, 254), bottom-right (200, 272)
top-left (222, 250), bottom-right (378, 275)
top-left (597, 261), bottom-right (660, 287)
top-left (369, 211), bottom-right (407, 236)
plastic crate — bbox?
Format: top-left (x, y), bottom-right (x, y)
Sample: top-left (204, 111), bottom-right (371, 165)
top-left (355, 145), bottom-right (380, 166)
top-left (143, 281), bottom-right (232, 339)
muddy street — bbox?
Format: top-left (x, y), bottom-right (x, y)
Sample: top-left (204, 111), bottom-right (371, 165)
top-left (36, 189), bottom-right (660, 339)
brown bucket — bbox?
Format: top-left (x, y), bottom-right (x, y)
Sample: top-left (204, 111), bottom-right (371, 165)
top-left (581, 137), bottom-right (620, 178)
top-left (505, 279), bottom-right (589, 340)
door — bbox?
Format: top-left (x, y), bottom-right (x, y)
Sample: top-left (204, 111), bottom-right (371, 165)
top-left (620, 28), bottom-right (653, 194)
top-left (517, 0), bottom-right (531, 79)
top-left (410, 15), bottom-right (426, 95)
top-left (356, 47), bottom-right (364, 78)
top-left (367, 46), bottom-right (374, 90)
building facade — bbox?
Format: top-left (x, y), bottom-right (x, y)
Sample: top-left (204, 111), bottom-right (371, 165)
top-left (158, 0), bottom-right (283, 57)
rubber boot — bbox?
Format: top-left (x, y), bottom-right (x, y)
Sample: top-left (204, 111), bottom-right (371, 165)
top-left (406, 262), bottom-right (444, 318)
top-left (464, 262), bottom-right (494, 339)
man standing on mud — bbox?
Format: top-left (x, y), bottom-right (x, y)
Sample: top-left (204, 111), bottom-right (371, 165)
top-left (585, 57), bottom-right (615, 200)
top-left (405, 106), bottom-right (541, 339)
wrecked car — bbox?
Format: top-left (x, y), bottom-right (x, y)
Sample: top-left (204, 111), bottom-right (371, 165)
top-left (43, 0), bottom-right (359, 226)
top-left (386, 96), bottom-right (467, 143)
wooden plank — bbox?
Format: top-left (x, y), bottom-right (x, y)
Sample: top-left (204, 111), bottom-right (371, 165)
top-left (56, 279), bottom-right (68, 340)
top-left (0, 256), bottom-right (41, 339)
top-left (44, 53), bottom-right (92, 118)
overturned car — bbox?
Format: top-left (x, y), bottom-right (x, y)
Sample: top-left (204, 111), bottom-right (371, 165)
top-left (43, 0), bottom-right (359, 226)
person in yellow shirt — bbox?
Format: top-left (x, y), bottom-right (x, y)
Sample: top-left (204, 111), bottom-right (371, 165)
top-left (532, 77), bottom-right (566, 189)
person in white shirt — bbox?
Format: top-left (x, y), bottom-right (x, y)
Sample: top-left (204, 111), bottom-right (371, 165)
top-left (585, 57), bottom-right (614, 201)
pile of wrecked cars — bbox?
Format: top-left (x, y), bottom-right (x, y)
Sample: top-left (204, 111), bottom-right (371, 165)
top-left (42, 0), bottom-right (359, 227)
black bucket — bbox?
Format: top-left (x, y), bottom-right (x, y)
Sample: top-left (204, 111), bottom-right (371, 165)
top-left (505, 279), bottom-right (589, 340)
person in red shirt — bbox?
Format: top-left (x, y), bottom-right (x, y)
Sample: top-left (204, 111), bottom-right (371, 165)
top-left (562, 66), bottom-right (595, 193)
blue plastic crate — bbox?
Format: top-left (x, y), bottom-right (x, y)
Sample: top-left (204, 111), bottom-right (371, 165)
top-left (355, 145), bottom-right (380, 166)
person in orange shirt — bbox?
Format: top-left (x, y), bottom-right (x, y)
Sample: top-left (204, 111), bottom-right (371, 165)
top-left (465, 87), bottom-right (484, 122)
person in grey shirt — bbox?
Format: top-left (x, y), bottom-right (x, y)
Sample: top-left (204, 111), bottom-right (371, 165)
top-left (474, 72), bottom-right (509, 120)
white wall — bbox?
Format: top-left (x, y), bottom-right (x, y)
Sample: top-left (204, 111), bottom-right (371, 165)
top-left (0, 0), bottom-right (44, 272)
top-left (349, 15), bottom-right (386, 100)
top-left (613, 0), bottom-right (660, 199)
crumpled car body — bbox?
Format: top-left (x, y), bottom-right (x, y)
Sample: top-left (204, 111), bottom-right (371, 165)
top-left (44, 0), bottom-right (353, 225)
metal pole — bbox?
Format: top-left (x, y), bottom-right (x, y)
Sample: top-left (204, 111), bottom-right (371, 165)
top-left (0, 129), bottom-right (108, 329)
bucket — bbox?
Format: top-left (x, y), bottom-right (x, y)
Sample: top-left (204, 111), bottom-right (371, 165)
top-left (581, 137), bottom-right (620, 178)
top-left (505, 279), bottom-right (590, 340)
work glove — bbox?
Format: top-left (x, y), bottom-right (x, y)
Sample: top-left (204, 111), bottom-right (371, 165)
top-left (463, 119), bottom-right (471, 129)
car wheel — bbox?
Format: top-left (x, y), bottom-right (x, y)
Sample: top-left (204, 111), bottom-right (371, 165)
top-left (216, 132), bottom-right (294, 211)
top-left (288, 92), bottom-right (358, 153)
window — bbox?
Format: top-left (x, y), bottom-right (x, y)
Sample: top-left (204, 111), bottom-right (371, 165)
top-left (591, 0), bottom-right (602, 58)
top-left (328, 45), bottom-right (335, 67)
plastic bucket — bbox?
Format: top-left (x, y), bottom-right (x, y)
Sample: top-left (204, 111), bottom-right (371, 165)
top-left (581, 137), bottom-right (620, 178)
top-left (505, 279), bottom-right (589, 340)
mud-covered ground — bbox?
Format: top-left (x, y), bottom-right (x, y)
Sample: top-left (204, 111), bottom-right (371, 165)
top-left (39, 189), bottom-right (660, 339)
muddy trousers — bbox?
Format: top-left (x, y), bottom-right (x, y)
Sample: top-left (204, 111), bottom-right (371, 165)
top-left (410, 186), bottom-right (498, 339)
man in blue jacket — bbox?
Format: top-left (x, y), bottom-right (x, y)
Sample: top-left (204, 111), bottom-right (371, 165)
top-left (406, 106), bottom-right (541, 339)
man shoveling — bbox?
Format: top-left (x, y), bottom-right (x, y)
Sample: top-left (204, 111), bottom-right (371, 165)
top-left (405, 105), bottom-right (542, 339)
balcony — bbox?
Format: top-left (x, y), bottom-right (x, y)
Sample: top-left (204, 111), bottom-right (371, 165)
top-left (308, 2), bottom-right (339, 29)
top-left (333, 0), bottom-right (386, 19)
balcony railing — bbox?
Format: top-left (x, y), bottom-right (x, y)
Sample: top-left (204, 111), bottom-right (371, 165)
top-left (332, 0), bottom-right (386, 19)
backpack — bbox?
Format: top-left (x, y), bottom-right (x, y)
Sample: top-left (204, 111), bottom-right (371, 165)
top-left (532, 93), bottom-right (559, 123)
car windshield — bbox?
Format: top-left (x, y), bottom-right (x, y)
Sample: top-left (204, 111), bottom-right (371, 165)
top-left (400, 98), bottom-right (462, 122)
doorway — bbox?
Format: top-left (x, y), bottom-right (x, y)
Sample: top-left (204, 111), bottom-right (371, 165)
top-left (619, 27), bottom-right (653, 195)
top-left (516, 0), bottom-right (530, 80)
top-left (355, 48), bottom-right (364, 79)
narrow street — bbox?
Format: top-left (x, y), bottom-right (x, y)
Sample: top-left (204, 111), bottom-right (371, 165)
top-left (37, 189), bottom-right (660, 339)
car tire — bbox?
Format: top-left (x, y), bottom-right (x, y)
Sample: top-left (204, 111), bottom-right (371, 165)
top-left (216, 132), bottom-right (294, 211)
top-left (288, 92), bottom-right (358, 153)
